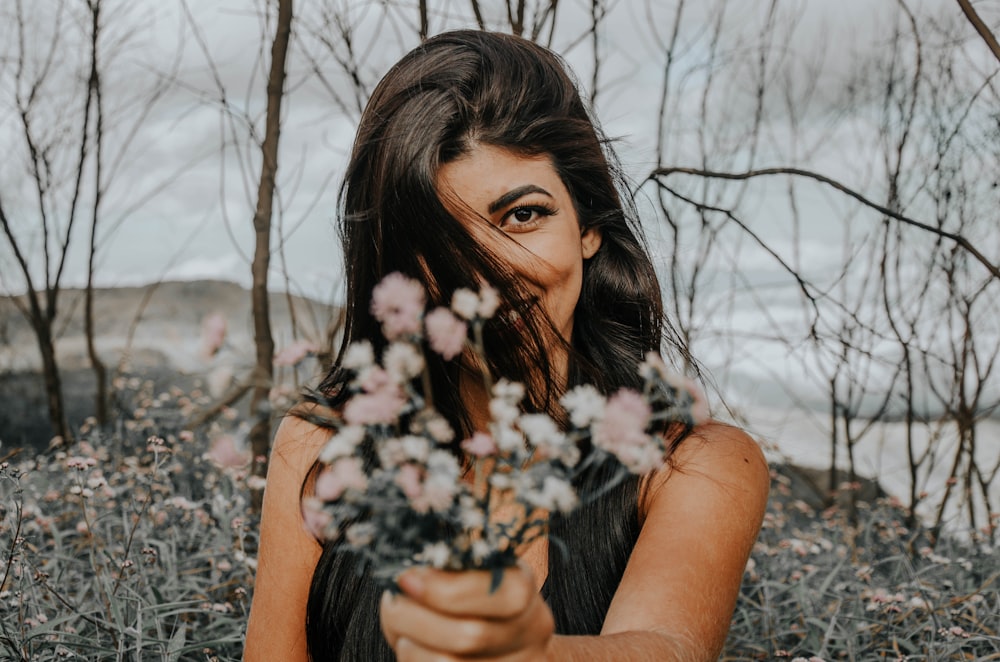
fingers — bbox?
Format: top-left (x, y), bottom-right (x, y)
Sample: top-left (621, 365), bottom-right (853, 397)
top-left (379, 565), bottom-right (555, 660)
top-left (396, 565), bottom-right (536, 619)
top-left (381, 593), bottom-right (522, 657)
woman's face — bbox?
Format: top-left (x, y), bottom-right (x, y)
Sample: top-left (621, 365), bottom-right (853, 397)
top-left (435, 144), bottom-right (602, 343)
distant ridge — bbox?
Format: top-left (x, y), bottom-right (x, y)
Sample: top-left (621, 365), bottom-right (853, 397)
top-left (0, 280), bottom-right (339, 374)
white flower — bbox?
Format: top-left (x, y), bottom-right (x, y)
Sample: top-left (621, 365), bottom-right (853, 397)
top-left (489, 473), bottom-right (513, 490)
top-left (518, 413), bottom-right (561, 443)
top-left (383, 342), bottom-right (424, 381)
top-left (378, 438), bottom-right (406, 468)
top-left (451, 288), bottom-right (481, 320)
top-left (342, 341), bottom-right (375, 370)
top-left (426, 450), bottom-right (462, 480)
top-left (560, 384), bottom-right (606, 428)
top-left (477, 285), bottom-right (500, 318)
top-left (401, 435), bottom-right (430, 463)
top-left (614, 442), bottom-right (664, 474)
top-left (319, 426), bottom-right (366, 463)
top-left (471, 539), bottom-right (492, 563)
top-left (524, 476), bottom-right (578, 513)
top-left (420, 473), bottom-right (458, 512)
top-left (492, 379), bottom-right (525, 404)
top-left (489, 398), bottom-right (520, 425)
top-left (419, 541), bottom-right (452, 568)
top-left (423, 415), bottom-right (455, 444)
top-left (458, 497), bottom-right (485, 529)
top-left (493, 424), bottom-right (524, 453)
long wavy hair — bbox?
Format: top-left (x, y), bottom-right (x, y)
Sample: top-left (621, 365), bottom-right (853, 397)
top-left (304, 30), bottom-right (688, 661)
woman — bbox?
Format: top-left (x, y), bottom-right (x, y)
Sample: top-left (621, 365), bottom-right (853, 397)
top-left (245, 30), bottom-right (769, 662)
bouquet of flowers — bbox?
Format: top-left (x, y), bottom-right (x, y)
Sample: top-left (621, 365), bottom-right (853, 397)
top-left (304, 273), bottom-right (708, 588)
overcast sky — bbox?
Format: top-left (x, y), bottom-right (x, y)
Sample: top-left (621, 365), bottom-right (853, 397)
top-left (4, 0), bottom-right (988, 303)
top-left (3, 1), bottom-right (999, 495)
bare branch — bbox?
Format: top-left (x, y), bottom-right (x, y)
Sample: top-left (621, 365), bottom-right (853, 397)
top-left (955, 0), bottom-right (1000, 64)
top-left (469, 0), bottom-right (486, 30)
top-left (650, 166), bottom-right (1000, 280)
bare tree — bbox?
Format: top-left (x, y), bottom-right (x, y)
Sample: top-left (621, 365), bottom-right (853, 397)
top-left (82, 0), bottom-right (108, 426)
top-left (247, 0), bottom-right (294, 501)
top-left (638, 0), bottom-right (998, 536)
top-left (0, 0), bottom-right (112, 443)
top-left (0, 0), bottom-right (176, 442)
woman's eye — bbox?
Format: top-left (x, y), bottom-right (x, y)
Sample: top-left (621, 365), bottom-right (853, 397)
top-left (501, 205), bottom-right (555, 230)
top-left (512, 208), bottom-right (535, 223)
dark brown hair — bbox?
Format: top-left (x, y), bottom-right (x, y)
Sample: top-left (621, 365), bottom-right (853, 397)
top-left (305, 30), bottom-right (686, 661)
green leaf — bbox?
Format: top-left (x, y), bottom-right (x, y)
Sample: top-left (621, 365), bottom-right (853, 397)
top-left (167, 623), bottom-right (186, 660)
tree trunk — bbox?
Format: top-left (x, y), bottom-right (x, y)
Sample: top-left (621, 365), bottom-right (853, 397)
top-left (84, 283), bottom-right (108, 425)
top-left (35, 319), bottom-right (70, 444)
top-left (248, 0), bottom-right (293, 510)
top-left (85, 0), bottom-right (108, 426)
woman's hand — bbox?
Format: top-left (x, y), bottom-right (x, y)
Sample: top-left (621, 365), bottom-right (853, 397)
top-left (380, 564), bottom-right (555, 661)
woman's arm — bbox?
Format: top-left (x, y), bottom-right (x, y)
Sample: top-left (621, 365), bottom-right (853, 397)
top-left (243, 415), bottom-right (327, 662)
top-left (380, 422), bottom-right (769, 661)
top-left (561, 421), bottom-right (770, 660)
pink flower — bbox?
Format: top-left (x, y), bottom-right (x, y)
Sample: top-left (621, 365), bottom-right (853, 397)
top-left (344, 368), bottom-right (406, 425)
top-left (601, 389), bottom-right (651, 433)
top-left (359, 366), bottom-right (393, 392)
top-left (315, 457), bottom-right (368, 501)
top-left (206, 434), bottom-right (251, 469)
top-left (371, 272), bottom-right (425, 340)
top-left (301, 498), bottom-right (332, 538)
top-left (344, 366), bottom-right (407, 424)
top-left (461, 432), bottom-right (497, 458)
top-left (424, 307), bottom-right (467, 360)
top-left (274, 339), bottom-right (320, 366)
top-left (200, 312), bottom-right (228, 359)
top-left (593, 389), bottom-right (659, 472)
top-left (395, 463), bottom-right (424, 501)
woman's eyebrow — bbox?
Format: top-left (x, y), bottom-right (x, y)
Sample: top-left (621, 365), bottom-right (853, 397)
top-left (487, 184), bottom-right (553, 214)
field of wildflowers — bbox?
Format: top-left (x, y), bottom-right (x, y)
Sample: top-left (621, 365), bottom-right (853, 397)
top-left (1, 374), bottom-right (998, 661)
top-left (1, 377), bottom-right (255, 661)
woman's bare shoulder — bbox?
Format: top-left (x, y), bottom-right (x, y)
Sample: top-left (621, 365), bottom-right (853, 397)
top-left (270, 404), bottom-right (334, 476)
top-left (682, 420), bottom-right (768, 467)
top-left (642, 421), bottom-right (770, 518)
